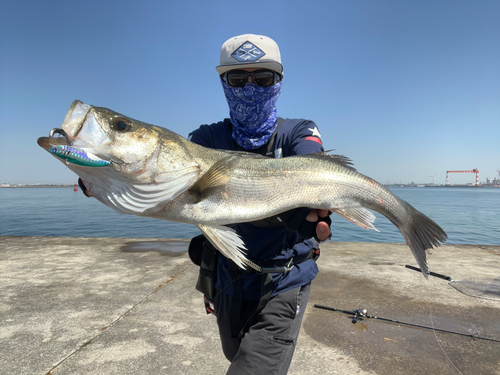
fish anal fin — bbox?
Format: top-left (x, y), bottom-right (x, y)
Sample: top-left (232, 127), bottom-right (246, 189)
top-left (333, 207), bottom-right (379, 231)
top-left (197, 224), bottom-right (248, 270)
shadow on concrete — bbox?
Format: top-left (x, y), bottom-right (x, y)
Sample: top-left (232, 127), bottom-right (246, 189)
top-left (120, 240), bottom-right (189, 256)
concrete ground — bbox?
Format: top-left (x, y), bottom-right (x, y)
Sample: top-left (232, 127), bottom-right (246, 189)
top-left (1, 236), bottom-right (499, 375)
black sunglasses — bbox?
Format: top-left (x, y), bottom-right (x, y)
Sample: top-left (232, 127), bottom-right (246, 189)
top-left (222, 69), bottom-right (282, 88)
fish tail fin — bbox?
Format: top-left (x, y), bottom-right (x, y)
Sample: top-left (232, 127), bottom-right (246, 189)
top-left (398, 204), bottom-right (448, 278)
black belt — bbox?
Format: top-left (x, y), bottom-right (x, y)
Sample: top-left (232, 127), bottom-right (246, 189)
top-left (248, 247), bottom-right (320, 274)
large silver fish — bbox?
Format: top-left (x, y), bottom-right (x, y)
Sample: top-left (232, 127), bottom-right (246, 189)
top-left (38, 100), bottom-right (447, 276)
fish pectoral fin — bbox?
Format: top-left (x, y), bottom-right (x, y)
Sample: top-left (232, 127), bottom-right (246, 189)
top-left (333, 207), bottom-right (379, 231)
top-left (189, 156), bottom-right (236, 203)
top-left (197, 224), bottom-right (248, 270)
top-left (103, 166), bottom-right (200, 215)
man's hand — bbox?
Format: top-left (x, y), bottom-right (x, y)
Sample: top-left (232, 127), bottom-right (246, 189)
top-left (283, 208), bottom-right (332, 242)
top-left (306, 209), bottom-right (332, 241)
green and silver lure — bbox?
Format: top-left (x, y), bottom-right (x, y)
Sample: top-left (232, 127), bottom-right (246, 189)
top-left (49, 145), bottom-right (110, 167)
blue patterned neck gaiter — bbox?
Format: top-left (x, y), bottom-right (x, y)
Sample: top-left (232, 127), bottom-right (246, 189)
top-left (221, 78), bottom-right (283, 149)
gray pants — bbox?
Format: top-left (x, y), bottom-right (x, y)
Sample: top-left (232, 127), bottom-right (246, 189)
top-left (214, 282), bottom-right (311, 375)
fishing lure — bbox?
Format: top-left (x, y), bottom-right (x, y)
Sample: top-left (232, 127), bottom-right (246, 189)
top-left (49, 145), bottom-right (110, 167)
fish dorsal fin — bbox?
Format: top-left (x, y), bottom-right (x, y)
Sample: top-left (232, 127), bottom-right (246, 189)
top-left (189, 155), bottom-right (237, 202)
top-left (294, 152), bottom-right (357, 172)
top-left (197, 224), bottom-right (248, 269)
top-left (221, 150), bottom-right (269, 159)
top-left (101, 166), bottom-right (200, 215)
top-left (325, 153), bottom-right (356, 171)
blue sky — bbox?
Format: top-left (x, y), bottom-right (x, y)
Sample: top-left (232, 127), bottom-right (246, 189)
top-left (1, 0), bottom-right (499, 185)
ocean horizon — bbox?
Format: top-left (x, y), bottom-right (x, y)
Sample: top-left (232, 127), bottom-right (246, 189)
top-left (1, 187), bottom-right (499, 246)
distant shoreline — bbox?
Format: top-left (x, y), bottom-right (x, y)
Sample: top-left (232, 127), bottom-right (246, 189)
top-left (385, 185), bottom-right (500, 188)
top-left (1, 184), bottom-right (498, 189)
top-left (0, 185), bottom-right (74, 189)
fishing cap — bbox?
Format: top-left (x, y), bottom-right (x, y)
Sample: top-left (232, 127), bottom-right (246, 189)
top-left (216, 34), bottom-right (283, 76)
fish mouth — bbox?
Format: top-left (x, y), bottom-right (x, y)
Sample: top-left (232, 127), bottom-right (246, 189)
top-left (38, 100), bottom-right (113, 168)
top-left (37, 127), bottom-right (73, 150)
top-left (37, 133), bottom-right (111, 167)
top-left (37, 133), bottom-right (68, 151)
top-left (61, 100), bottom-right (92, 138)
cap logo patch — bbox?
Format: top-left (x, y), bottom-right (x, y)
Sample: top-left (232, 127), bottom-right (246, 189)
top-left (231, 41), bottom-right (265, 62)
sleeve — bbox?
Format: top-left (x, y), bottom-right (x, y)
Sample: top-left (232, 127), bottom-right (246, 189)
top-left (188, 125), bottom-right (213, 148)
top-left (250, 119), bottom-right (331, 233)
top-left (188, 120), bottom-right (233, 150)
top-left (290, 120), bottom-right (325, 156)
top-left (285, 119), bottom-right (332, 239)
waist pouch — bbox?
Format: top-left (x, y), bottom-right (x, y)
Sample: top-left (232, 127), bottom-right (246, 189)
top-left (189, 235), bottom-right (219, 299)
top-left (189, 234), bottom-right (321, 299)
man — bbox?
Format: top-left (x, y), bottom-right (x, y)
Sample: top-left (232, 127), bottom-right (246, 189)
top-left (188, 34), bottom-right (332, 375)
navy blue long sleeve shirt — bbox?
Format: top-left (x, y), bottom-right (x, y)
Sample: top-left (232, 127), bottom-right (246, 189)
top-left (189, 118), bottom-right (325, 299)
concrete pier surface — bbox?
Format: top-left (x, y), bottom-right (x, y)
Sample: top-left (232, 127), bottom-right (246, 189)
top-left (1, 236), bottom-right (499, 375)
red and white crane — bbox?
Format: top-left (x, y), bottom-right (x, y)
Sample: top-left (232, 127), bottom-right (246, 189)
top-left (445, 169), bottom-right (480, 186)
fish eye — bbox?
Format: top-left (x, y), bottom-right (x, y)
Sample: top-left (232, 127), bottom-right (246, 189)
top-left (111, 118), bottom-right (132, 132)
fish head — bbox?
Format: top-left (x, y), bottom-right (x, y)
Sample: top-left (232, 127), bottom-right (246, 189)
top-left (38, 100), bottom-right (163, 177)
top-left (37, 100), bottom-right (201, 214)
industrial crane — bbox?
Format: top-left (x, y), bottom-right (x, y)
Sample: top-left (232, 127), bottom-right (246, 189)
top-left (445, 169), bottom-right (480, 186)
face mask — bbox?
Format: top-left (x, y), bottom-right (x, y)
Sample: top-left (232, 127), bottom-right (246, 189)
top-left (221, 79), bottom-right (282, 149)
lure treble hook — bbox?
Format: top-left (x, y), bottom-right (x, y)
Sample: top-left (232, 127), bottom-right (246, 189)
top-left (49, 128), bottom-right (72, 145)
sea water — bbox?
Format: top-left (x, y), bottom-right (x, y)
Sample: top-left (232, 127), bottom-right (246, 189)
top-left (0, 187), bottom-right (499, 245)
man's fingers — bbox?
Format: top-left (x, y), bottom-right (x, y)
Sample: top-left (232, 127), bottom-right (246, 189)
top-left (306, 210), bottom-right (319, 222)
top-left (316, 221), bottom-right (331, 241)
top-left (317, 209), bottom-right (329, 218)
top-left (303, 209), bottom-right (333, 241)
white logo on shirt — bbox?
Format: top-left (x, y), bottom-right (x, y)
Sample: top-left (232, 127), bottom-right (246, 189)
top-left (308, 127), bottom-right (322, 139)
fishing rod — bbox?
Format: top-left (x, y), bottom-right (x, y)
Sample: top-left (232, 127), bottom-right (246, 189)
top-left (313, 304), bottom-right (500, 343)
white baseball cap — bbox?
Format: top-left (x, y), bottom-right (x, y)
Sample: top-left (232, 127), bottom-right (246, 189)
top-left (216, 34), bottom-right (283, 76)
